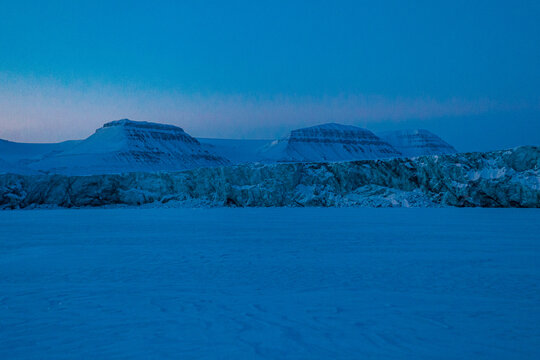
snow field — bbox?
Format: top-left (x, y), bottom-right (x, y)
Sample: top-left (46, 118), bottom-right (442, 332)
top-left (0, 208), bottom-right (539, 359)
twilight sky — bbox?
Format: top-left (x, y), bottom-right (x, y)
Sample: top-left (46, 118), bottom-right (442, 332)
top-left (0, 0), bottom-right (539, 151)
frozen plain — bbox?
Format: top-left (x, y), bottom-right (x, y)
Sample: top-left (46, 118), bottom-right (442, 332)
top-left (1, 208), bottom-right (539, 359)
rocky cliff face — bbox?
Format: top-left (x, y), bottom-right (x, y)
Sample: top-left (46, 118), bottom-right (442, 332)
top-left (29, 119), bottom-right (229, 175)
top-left (378, 129), bottom-right (457, 157)
top-left (1, 146), bottom-right (538, 209)
top-left (258, 123), bottom-right (401, 162)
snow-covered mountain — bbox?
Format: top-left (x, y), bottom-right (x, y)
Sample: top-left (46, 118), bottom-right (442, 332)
top-left (29, 119), bottom-right (230, 175)
top-left (258, 123), bottom-right (401, 162)
top-left (378, 129), bottom-right (457, 157)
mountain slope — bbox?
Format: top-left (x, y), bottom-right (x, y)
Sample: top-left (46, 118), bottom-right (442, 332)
top-left (30, 119), bottom-right (230, 175)
top-left (258, 123), bottom-right (401, 162)
top-left (378, 129), bottom-right (457, 157)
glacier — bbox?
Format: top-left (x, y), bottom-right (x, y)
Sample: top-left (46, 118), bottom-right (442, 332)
top-left (1, 145), bottom-right (538, 209)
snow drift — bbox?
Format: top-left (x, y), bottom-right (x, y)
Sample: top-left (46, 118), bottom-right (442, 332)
top-left (1, 146), bottom-right (538, 209)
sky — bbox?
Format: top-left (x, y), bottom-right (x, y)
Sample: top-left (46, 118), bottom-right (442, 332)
top-left (0, 0), bottom-right (539, 151)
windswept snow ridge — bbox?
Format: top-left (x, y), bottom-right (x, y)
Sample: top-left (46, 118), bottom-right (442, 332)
top-left (28, 119), bottom-right (229, 175)
top-left (378, 129), bottom-right (457, 157)
top-left (258, 123), bottom-right (401, 162)
top-left (1, 146), bottom-right (538, 209)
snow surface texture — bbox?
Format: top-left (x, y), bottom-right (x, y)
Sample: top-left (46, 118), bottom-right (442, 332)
top-left (379, 129), bottom-right (458, 157)
top-left (259, 123), bottom-right (402, 162)
top-left (26, 119), bottom-right (230, 175)
top-left (1, 146), bottom-right (538, 209)
top-left (1, 207), bottom-right (539, 359)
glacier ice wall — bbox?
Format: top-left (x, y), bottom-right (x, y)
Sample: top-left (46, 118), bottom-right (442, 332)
top-left (0, 146), bottom-right (538, 209)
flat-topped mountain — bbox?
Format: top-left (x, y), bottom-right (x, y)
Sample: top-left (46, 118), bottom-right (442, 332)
top-left (0, 120), bottom-right (473, 175)
top-left (258, 123), bottom-right (402, 162)
top-left (378, 129), bottom-right (457, 157)
top-left (29, 119), bottom-right (230, 175)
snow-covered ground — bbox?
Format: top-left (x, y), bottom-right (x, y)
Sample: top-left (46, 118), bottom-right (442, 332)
top-left (1, 208), bottom-right (539, 359)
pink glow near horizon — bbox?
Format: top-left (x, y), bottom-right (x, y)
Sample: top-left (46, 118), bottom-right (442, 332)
top-left (0, 76), bottom-right (517, 143)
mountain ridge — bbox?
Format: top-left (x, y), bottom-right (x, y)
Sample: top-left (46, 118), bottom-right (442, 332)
top-left (0, 120), bottom-right (463, 174)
